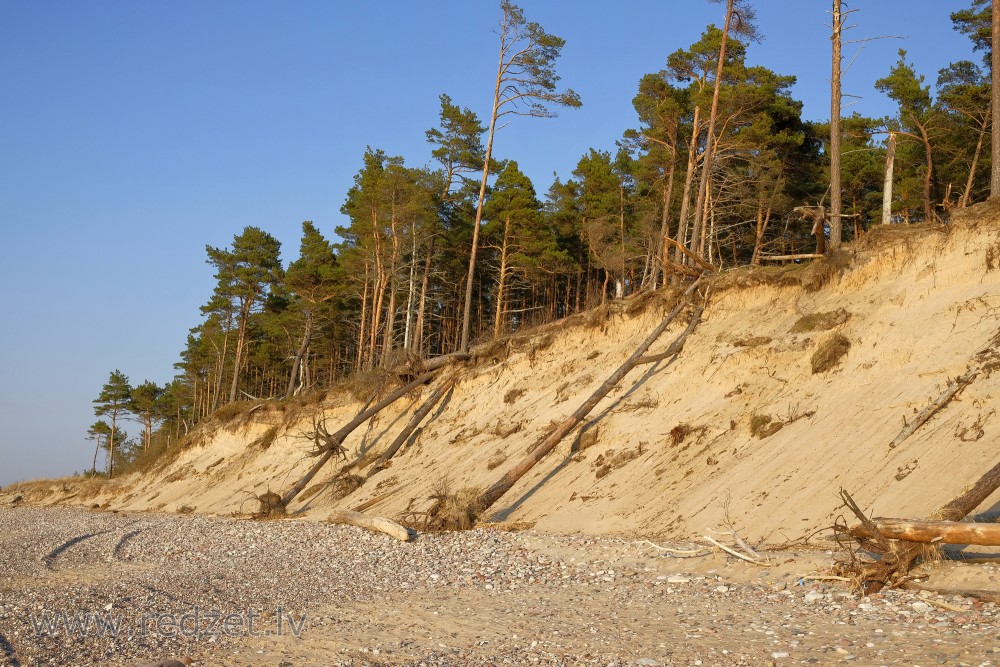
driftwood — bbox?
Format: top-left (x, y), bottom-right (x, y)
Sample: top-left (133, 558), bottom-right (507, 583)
top-left (839, 455), bottom-right (1000, 593)
top-left (889, 367), bottom-right (979, 448)
top-left (281, 371), bottom-right (438, 508)
top-left (855, 518), bottom-right (1000, 546)
top-left (366, 379), bottom-right (454, 479)
top-left (326, 509), bottom-right (412, 542)
top-left (475, 278), bottom-right (705, 514)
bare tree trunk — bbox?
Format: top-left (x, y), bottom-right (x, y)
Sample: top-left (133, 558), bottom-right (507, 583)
top-left (862, 518), bottom-right (1000, 546)
top-left (494, 217), bottom-right (511, 336)
top-left (476, 278), bottom-right (704, 514)
top-left (356, 262), bottom-right (370, 371)
top-left (992, 1), bottom-right (1000, 198)
top-left (92, 435), bottom-right (102, 475)
top-left (367, 380), bottom-right (453, 478)
top-left (829, 0), bottom-right (844, 246)
top-left (285, 311), bottom-right (315, 399)
top-left (690, 0), bottom-right (734, 258)
top-left (229, 300), bottom-right (252, 404)
top-left (918, 121), bottom-right (934, 223)
top-left (656, 135), bottom-right (678, 289)
top-left (882, 132), bottom-right (897, 225)
top-left (674, 105), bottom-right (702, 267)
top-left (961, 110), bottom-right (988, 208)
top-left (414, 238), bottom-right (434, 354)
top-left (460, 26), bottom-right (505, 354)
top-left (403, 219), bottom-right (418, 352)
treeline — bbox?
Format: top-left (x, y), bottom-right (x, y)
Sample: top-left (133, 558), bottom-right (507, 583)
top-left (87, 1), bottom-right (992, 475)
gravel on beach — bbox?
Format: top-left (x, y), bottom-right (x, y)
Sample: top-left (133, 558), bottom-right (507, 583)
top-left (2, 506), bottom-right (1000, 666)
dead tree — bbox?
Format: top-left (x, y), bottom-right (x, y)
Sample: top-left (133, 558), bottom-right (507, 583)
top-left (366, 379), bottom-right (455, 478)
top-left (475, 277), bottom-right (705, 515)
top-left (281, 370), bottom-right (437, 508)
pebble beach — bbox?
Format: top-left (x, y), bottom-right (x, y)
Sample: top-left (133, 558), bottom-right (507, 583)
top-left (2, 507), bottom-right (999, 666)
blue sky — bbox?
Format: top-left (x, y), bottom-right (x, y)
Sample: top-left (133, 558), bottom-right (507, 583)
top-left (0, 1), bottom-right (976, 486)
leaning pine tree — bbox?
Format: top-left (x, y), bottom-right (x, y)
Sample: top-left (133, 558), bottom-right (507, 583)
top-left (459, 0), bottom-right (581, 354)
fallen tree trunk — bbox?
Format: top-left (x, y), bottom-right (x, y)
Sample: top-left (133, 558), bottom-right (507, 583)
top-left (421, 353), bottom-right (470, 372)
top-left (366, 379), bottom-right (454, 479)
top-left (889, 366), bottom-right (979, 448)
top-left (281, 370), bottom-right (438, 508)
top-left (326, 509), bottom-right (412, 542)
top-left (475, 278), bottom-right (705, 514)
top-left (854, 518), bottom-right (1000, 546)
top-left (759, 253), bottom-right (826, 261)
top-left (840, 455), bottom-right (1000, 592)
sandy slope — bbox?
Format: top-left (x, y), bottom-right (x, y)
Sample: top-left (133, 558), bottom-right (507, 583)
top-left (8, 203), bottom-right (1000, 542)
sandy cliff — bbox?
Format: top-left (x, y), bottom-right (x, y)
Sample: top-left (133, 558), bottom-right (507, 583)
top-left (8, 203), bottom-right (1000, 542)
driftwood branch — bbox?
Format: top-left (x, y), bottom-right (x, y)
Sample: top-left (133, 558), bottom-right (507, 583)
top-left (702, 535), bottom-right (765, 564)
top-left (326, 509), bottom-right (412, 542)
top-left (889, 367), bottom-right (979, 448)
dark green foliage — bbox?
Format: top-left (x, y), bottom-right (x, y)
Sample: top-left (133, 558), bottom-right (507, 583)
top-left (93, 370), bottom-right (132, 478)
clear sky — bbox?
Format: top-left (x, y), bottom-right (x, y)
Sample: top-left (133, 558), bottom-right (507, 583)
top-left (0, 1), bottom-right (976, 487)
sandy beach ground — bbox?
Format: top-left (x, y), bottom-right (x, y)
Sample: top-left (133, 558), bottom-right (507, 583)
top-left (2, 507), bottom-right (1000, 666)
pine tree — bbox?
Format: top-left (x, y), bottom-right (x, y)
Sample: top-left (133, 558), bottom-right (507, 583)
top-left (459, 0), bottom-right (581, 353)
top-left (205, 226), bottom-right (283, 403)
top-left (129, 380), bottom-right (163, 451)
top-left (93, 370), bottom-right (132, 478)
top-left (284, 221), bottom-right (340, 397)
top-left (86, 420), bottom-right (111, 475)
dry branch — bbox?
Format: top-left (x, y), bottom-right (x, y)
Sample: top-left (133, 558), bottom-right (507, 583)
top-left (703, 535), bottom-right (765, 565)
top-left (326, 509), bottom-right (412, 542)
top-left (475, 278), bottom-right (705, 514)
top-left (663, 236), bottom-right (716, 272)
top-left (890, 367), bottom-right (979, 448)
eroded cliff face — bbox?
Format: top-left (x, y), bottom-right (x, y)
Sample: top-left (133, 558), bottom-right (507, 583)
top-left (9, 204), bottom-right (1000, 541)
